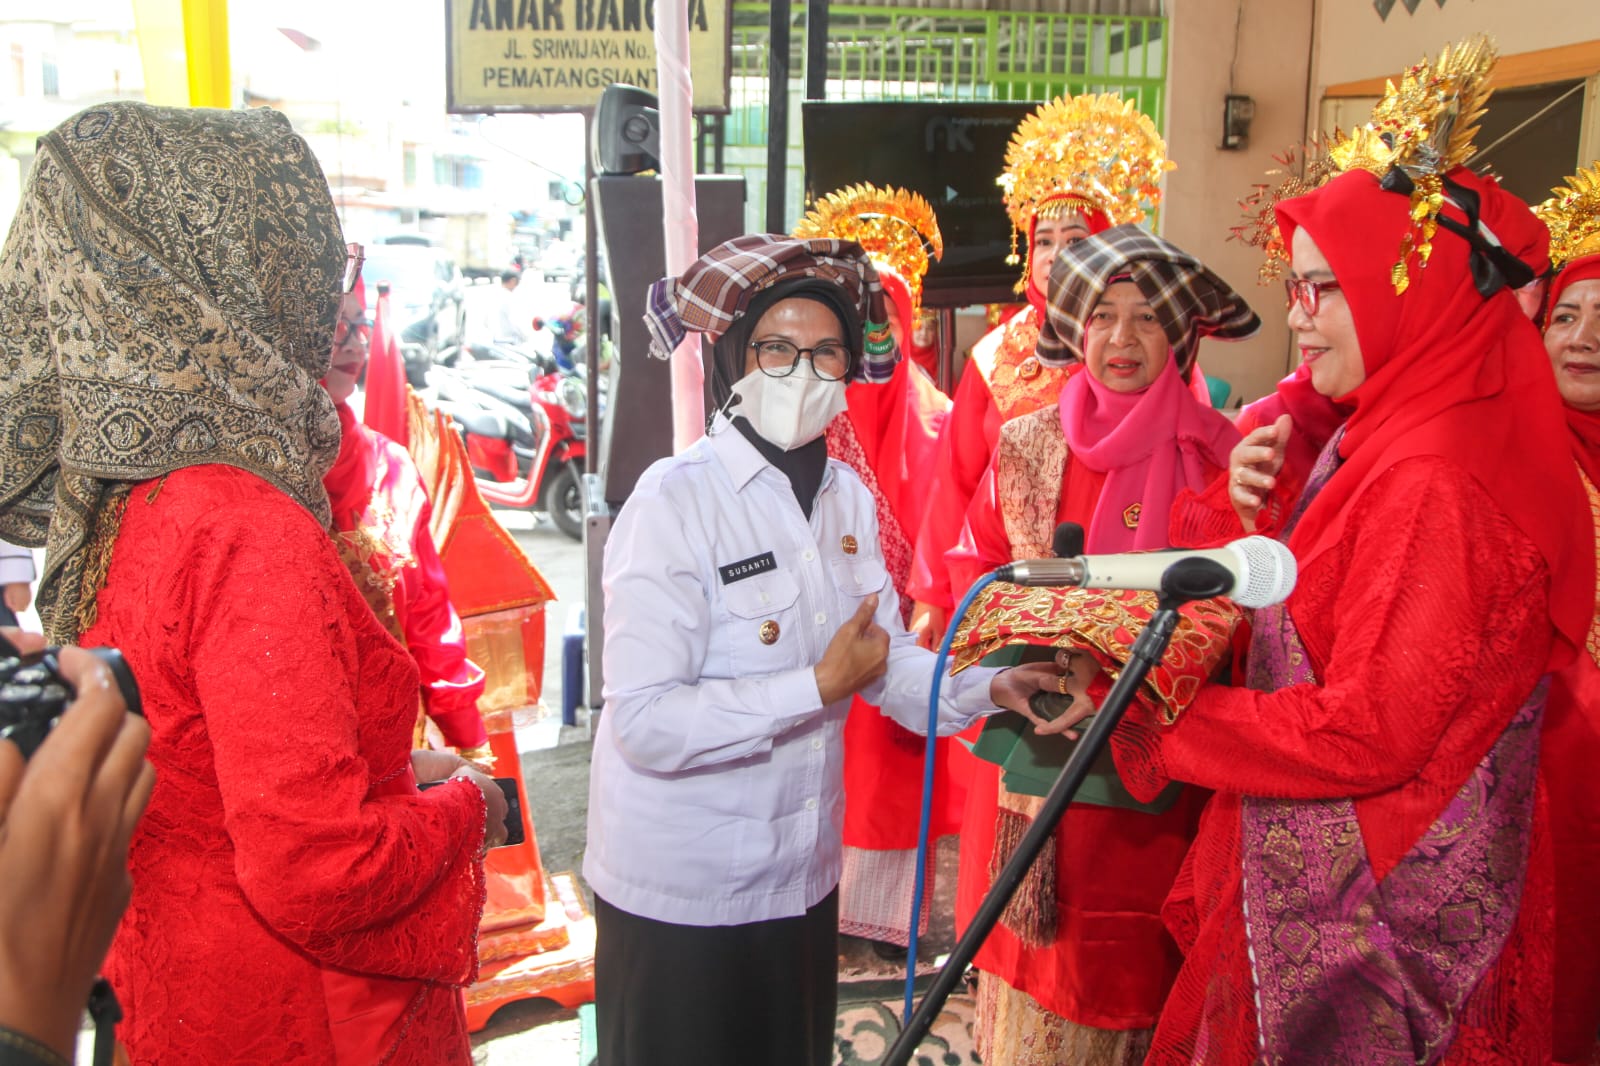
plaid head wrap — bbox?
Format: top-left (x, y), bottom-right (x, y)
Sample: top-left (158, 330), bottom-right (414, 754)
top-left (643, 234), bottom-right (900, 382)
top-left (1037, 224), bottom-right (1260, 375)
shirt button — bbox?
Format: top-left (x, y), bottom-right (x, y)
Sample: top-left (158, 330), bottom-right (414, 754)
top-left (805, 798), bottom-right (818, 811)
top-left (815, 612), bottom-right (827, 625)
top-left (811, 736), bottom-right (823, 750)
top-left (802, 549), bottom-right (815, 561)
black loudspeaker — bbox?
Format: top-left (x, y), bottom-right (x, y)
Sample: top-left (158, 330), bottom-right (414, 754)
top-left (592, 173), bottom-right (747, 508)
top-left (593, 84), bottom-right (662, 175)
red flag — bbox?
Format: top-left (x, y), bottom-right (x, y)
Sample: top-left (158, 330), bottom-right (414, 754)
top-left (364, 283), bottom-right (410, 448)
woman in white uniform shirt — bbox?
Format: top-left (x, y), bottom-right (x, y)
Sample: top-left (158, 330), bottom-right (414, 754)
top-left (586, 236), bottom-right (1063, 1066)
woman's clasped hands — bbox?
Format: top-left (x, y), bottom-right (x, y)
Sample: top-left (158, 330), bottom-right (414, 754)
top-left (411, 749), bottom-right (510, 852)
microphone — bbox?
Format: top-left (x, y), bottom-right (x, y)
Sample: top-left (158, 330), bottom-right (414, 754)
top-left (995, 536), bottom-right (1297, 609)
top-left (1051, 522), bottom-right (1085, 560)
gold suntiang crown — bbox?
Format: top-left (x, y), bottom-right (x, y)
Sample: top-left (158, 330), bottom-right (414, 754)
top-left (1229, 138), bottom-right (1342, 283)
top-left (1233, 35), bottom-right (1497, 293)
top-left (1331, 34), bottom-right (1497, 293)
top-left (1536, 163), bottom-right (1600, 273)
top-left (996, 93), bottom-right (1173, 291)
top-left (792, 182), bottom-right (944, 306)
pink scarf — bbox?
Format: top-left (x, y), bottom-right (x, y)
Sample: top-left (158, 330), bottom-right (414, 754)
top-left (1060, 356), bottom-right (1241, 553)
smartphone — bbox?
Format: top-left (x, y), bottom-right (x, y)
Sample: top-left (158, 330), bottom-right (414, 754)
top-left (419, 776), bottom-right (526, 848)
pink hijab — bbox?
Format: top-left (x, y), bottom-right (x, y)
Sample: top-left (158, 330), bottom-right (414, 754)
top-left (1061, 353), bottom-right (1241, 553)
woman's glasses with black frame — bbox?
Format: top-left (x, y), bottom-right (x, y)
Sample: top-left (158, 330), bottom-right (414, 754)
top-left (748, 340), bottom-right (851, 381)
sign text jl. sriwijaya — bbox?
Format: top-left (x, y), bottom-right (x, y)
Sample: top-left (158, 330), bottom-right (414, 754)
top-left (446, 0), bottom-right (731, 113)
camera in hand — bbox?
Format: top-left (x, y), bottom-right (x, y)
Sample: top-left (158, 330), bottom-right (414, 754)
top-left (418, 776), bottom-right (526, 848)
top-left (0, 633), bottom-right (142, 759)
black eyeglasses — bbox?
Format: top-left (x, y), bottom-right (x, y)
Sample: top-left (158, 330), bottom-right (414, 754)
top-left (342, 242), bottom-right (365, 294)
top-left (748, 340), bottom-right (851, 381)
top-left (1284, 276), bottom-right (1341, 316)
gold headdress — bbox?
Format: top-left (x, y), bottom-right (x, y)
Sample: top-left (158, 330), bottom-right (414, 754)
top-left (1232, 37), bottom-right (1497, 293)
top-left (996, 93), bottom-right (1173, 292)
top-left (1228, 138), bottom-right (1344, 283)
top-left (792, 183), bottom-right (944, 307)
top-left (1329, 35), bottom-right (1497, 292)
top-left (1536, 162), bottom-right (1600, 273)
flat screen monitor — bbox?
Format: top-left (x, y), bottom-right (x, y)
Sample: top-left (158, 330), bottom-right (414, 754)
top-left (802, 100), bottom-right (1037, 308)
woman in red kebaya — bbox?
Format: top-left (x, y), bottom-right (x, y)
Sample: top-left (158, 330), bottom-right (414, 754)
top-left (1066, 152), bottom-right (1591, 1063)
top-left (908, 93), bottom-right (1173, 647)
top-left (946, 225), bottom-right (1258, 1065)
top-left (321, 267), bottom-right (492, 764)
top-left (795, 184), bottom-right (959, 950)
top-left (1532, 167), bottom-right (1600, 1066)
top-left (0, 102), bottom-right (507, 1065)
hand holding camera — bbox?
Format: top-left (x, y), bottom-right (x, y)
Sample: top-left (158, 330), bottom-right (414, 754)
top-left (0, 629), bottom-right (154, 1060)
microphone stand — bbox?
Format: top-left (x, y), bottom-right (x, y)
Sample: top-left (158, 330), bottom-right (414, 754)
top-left (884, 559), bottom-right (1232, 1066)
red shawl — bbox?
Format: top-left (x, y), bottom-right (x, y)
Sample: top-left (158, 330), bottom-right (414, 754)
top-left (1275, 168), bottom-right (1593, 664)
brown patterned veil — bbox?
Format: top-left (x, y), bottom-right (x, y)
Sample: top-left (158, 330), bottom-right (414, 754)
top-left (0, 103), bottom-right (345, 642)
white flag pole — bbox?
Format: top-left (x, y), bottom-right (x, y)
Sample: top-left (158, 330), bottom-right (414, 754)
top-left (655, 0), bottom-right (704, 452)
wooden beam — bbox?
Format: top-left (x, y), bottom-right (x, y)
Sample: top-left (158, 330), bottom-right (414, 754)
top-left (1325, 38), bottom-right (1600, 98)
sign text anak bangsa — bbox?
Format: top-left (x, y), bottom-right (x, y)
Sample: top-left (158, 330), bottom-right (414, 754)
top-left (447, 0), bottom-right (730, 113)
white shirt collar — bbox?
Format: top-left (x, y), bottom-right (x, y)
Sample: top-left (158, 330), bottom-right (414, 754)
top-left (705, 413), bottom-right (836, 496)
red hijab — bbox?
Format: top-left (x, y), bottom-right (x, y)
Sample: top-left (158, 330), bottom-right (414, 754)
top-left (1549, 254), bottom-right (1600, 488)
top-left (876, 268), bottom-right (937, 378)
top-left (321, 275), bottom-right (379, 530)
top-left (1482, 174), bottom-right (1552, 277)
top-left (323, 401), bottom-right (378, 531)
top-left (1275, 168), bottom-right (1592, 660)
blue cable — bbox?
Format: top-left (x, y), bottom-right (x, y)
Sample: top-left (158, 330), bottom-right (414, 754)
top-left (903, 570), bottom-right (997, 1024)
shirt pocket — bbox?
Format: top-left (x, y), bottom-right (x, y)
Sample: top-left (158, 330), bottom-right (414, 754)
top-left (829, 555), bottom-right (891, 602)
top-left (719, 570), bottom-right (804, 675)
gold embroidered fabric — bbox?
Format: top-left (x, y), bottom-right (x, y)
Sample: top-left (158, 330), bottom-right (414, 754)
top-left (0, 103), bottom-right (344, 642)
top-left (995, 408), bottom-right (1068, 561)
top-left (950, 584), bottom-right (1242, 723)
top-left (975, 972), bottom-right (1152, 1066)
top-left (971, 308), bottom-right (1072, 424)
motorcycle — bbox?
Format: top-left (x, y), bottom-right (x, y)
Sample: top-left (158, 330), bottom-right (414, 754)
top-left (431, 342), bottom-right (591, 541)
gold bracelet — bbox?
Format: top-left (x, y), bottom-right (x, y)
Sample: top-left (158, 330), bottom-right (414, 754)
top-left (459, 743), bottom-right (497, 771)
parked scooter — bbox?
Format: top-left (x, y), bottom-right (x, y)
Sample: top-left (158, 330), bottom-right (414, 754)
top-left (431, 342), bottom-right (590, 540)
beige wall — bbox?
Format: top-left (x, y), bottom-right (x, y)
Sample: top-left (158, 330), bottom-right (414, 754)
top-left (1163, 0), bottom-right (1315, 404)
top-left (1314, 0), bottom-right (1600, 89)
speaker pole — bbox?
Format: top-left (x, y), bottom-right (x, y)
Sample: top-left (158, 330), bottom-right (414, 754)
top-left (765, 0), bottom-right (791, 232)
top-left (584, 109), bottom-right (600, 476)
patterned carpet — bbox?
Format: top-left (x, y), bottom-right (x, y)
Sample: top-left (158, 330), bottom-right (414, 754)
top-left (834, 993), bottom-right (981, 1065)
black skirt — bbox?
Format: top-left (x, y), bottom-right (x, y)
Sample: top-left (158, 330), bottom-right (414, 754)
top-left (594, 889), bottom-right (839, 1066)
